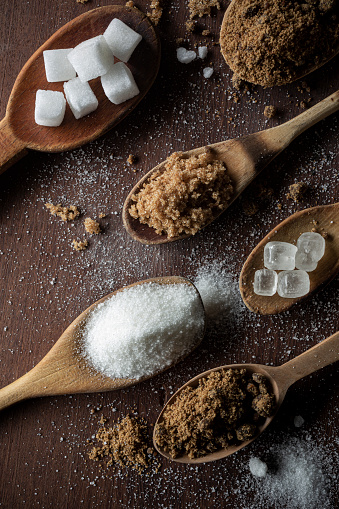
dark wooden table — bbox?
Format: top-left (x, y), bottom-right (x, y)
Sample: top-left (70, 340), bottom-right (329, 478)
top-left (0, 1), bottom-right (338, 508)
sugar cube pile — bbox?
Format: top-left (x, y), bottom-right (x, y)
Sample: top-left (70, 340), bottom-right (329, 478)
top-left (35, 18), bottom-right (142, 126)
top-left (254, 231), bottom-right (325, 298)
top-left (34, 90), bottom-right (66, 126)
top-left (43, 49), bottom-right (76, 82)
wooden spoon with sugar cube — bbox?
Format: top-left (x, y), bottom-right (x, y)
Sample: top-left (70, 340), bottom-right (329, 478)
top-left (122, 91), bottom-right (339, 245)
top-left (0, 5), bottom-right (160, 174)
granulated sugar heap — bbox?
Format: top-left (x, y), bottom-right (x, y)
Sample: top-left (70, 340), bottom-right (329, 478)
top-left (82, 282), bottom-right (205, 380)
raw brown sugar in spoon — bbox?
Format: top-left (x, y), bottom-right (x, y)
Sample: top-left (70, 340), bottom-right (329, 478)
top-left (0, 5), bottom-right (160, 174)
top-left (0, 277), bottom-right (205, 412)
top-left (123, 90), bottom-right (339, 245)
top-left (240, 202), bottom-right (339, 315)
top-left (153, 330), bottom-right (339, 464)
top-left (220, 0), bottom-right (339, 87)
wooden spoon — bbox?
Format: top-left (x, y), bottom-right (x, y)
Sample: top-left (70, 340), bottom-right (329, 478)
top-left (0, 276), bottom-right (205, 412)
top-left (0, 5), bottom-right (160, 174)
top-left (220, 0), bottom-right (339, 87)
top-left (153, 330), bottom-right (339, 464)
top-left (239, 202), bottom-right (339, 315)
top-left (122, 90), bottom-right (339, 245)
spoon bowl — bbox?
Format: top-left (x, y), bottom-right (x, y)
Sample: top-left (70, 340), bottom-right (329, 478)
top-left (240, 202), bottom-right (339, 314)
top-left (153, 330), bottom-right (339, 464)
top-left (123, 91), bottom-right (339, 245)
top-left (0, 276), bottom-right (205, 412)
top-left (0, 5), bottom-right (160, 173)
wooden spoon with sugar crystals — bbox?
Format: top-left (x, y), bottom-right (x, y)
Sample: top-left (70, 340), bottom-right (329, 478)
top-left (239, 202), bottom-right (339, 315)
top-left (0, 5), bottom-right (160, 174)
top-left (123, 90), bottom-right (339, 245)
top-left (0, 277), bottom-right (205, 412)
top-left (154, 330), bottom-right (339, 464)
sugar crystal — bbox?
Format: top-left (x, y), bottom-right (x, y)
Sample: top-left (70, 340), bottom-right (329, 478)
top-left (177, 47), bottom-right (196, 64)
top-left (297, 232), bottom-right (325, 261)
top-left (277, 270), bottom-right (310, 298)
top-left (198, 46), bottom-right (208, 59)
top-left (264, 241), bottom-right (297, 270)
top-left (249, 457), bottom-right (268, 478)
top-left (253, 269), bottom-right (278, 296)
top-left (103, 18), bottom-right (142, 62)
top-left (203, 67), bottom-right (214, 78)
top-left (35, 90), bottom-right (66, 127)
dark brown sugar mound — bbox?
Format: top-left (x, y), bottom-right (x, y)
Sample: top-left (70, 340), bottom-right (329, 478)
top-left (154, 368), bottom-right (276, 459)
top-left (220, 0), bottom-right (339, 87)
top-left (129, 149), bottom-right (233, 238)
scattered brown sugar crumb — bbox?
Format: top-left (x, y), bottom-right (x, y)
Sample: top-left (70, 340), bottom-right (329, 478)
top-left (202, 29), bottom-right (211, 36)
top-left (88, 415), bottom-right (154, 472)
top-left (240, 183), bottom-right (273, 216)
top-left (125, 0), bottom-right (134, 7)
top-left (76, 0), bottom-right (89, 3)
top-left (154, 369), bottom-right (276, 459)
top-left (188, 0), bottom-right (221, 19)
top-left (220, 0), bottom-right (339, 87)
top-left (129, 148), bottom-right (233, 238)
top-left (84, 217), bottom-right (101, 235)
top-left (299, 100), bottom-right (308, 110)
top-left (45, 203), bottom-right (80, 222)
top-left (98, 213), bottom-right (107, 219)
top-left (127, 154), bottom-right (137, 165)
top-left (72, 239), bottom-right (88, 251)
top-left (147, 0), bottom-right (163, 26)
top-left (286, 182), bottom-right (308, 202)
top-left (264, 105), bottom-right (277, 119)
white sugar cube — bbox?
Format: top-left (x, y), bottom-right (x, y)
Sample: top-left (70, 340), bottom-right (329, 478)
top-left (249, 457), bottom-right (268, 478)
top-left (264, 241), bottom-right (297, 270)
top-left (198, 46), bottom-right (208, 59)
top-left (253, 269), bottom-right (278, 296)
top-left (103, 18), bottom-right (142, 62)
top-left (43, 49), bottom-right (76, 82)
top-left (101, 62), bottom-right (139, 105)
top-left (203, 67), bottom-right (214, 78)
top-left (297, 232), bottom-right (325, 261)
top-left (177, 47), bottom-right (196, 64)
top-left (64, 78), bottom-right (98, 119)
top-left (35, 90), bottom-right (66, 126)
top-left (277, 270), bottom-right (310, 298)
top-left (67, 35), bottom-right (114, 82)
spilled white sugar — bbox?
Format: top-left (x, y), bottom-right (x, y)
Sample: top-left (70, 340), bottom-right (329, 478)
top-left (249, 457), bottom-right (268, 478)
top-left (82, 283), bottom-right (205, 380)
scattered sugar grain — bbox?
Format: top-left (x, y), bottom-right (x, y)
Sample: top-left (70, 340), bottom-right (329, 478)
top-left (83, 282), bottom-right (205, 380)
top-left (203, 67), bottom-right (213, 78)
top-left (249, 457), bottom-right (268, 478)
top-left (198, 46), bottom-right (208, 59)
top-left (177, 47), bottom-right (196, 63)
top-left (294, 415), bottom-right (305, 428)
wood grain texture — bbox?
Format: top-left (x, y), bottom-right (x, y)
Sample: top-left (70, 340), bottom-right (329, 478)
top-left (0, 1), bottom-right (338, 508)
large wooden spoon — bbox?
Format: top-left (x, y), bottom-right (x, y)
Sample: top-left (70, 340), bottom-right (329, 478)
top-left (122, 90), bottom-right (339, 245)
top-left (239, 202), bottom-right (339, 314)
top-left (153, 330), bottom-right (339, 464)
top-left (0, 5), bottom-right (160, 174)
top-left (0, 276), bottom-right (205, 412)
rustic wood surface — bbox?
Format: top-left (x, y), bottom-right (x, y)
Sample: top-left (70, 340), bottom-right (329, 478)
top-left (0, 1), bottom-right (338, 508)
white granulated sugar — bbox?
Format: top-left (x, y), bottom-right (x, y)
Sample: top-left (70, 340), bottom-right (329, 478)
top-left (193, 261), bottom-right (244, 326)
top-left (198, 46), bottom-right (208, 59)
top-left (177, 47), bottom-right (196, 64)
top-left (203, 67), bottom-right (214, 78)
top-left (249, 457), bottom-right (268, 478)
top-left (83, 283), bottom-right (205, 380)
top-left (294, 415), bottom-right (305, 427)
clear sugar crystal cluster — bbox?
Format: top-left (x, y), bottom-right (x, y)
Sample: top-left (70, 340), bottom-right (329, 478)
top-left (254, 232), bottom-right (325, 298)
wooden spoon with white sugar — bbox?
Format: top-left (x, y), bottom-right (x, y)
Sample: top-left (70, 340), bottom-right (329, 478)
top-left (0, 5), bottom-right (160, 174)
top-left (123, 91), bottom-right (339, 245)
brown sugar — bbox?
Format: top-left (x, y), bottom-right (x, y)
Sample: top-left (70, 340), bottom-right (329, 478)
top-left (84, 217), bottom-right (101, 234)
top-left (88, 415), bottom-right (154, 472)
top-left (147, 0), bottom-right (163, 26)
top-left (129, 149), bottom-right (233, 238)
top-left (188, 0), bottom-right (221, 19)
top-left (127, 154), bottom-right (137, 165)
top-left (264, 105), bottom-right (277, 119)
top-left (154, 368), bottom-right (276, 459)
top-left (45, 203), bottom-right (80, 222)
top-left (220, 0), bottom-right (339, 87)
top-left (286, 182), bottom-right (308, 202)
top-left (72, 239), bottom-right (88, 251)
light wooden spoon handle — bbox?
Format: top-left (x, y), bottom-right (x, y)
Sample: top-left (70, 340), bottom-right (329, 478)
top-left (0, 117), bottom-right (28, 175)
top-left (275, 330), bottom-right (339, 389)
top-left (262, 90), bottom-right (339, 151)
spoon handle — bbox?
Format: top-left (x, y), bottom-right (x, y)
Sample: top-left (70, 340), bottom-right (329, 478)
top-left (0, 117), bottom-right (28, 175)
top-left (277, 330), bottom-right (339, 388)
top-left (262, 90), bottom-right (339, 151)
